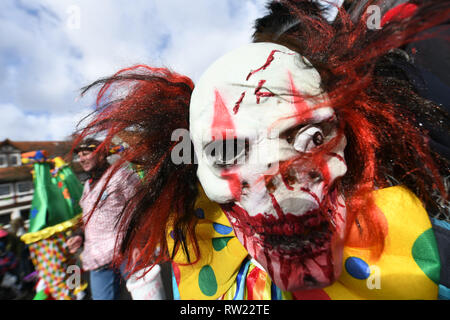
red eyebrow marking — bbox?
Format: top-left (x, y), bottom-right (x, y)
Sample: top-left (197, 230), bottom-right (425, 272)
top-left (211, 90), bottom-right (236, 140)
top-left (233, 92), bottom-right (246, 114)
top-left (287, 71), bottom-right (313, 122)
top-left (254, 80), bottom-right (275, 104)
top-left (246, 49), bottom-right (281, 81)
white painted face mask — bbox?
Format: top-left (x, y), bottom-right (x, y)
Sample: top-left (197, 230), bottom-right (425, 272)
top-left (190, 42), bottom-right (348, 291)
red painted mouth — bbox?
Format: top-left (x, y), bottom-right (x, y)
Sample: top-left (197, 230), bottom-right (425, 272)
top-left (259, 214), bottom-right (332, 258)
top-left (221, 185), bottom-right (344, 290)
top-left (221, 198), bottom-right (340, 289)
top-left (222, 203), bottom-right (333, 258)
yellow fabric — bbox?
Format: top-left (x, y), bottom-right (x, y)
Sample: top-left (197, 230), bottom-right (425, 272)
top-left (168, 186), bottom-right (248, 300)
top-left (52, 157), bottom-right (66, 169)
top-left (171, 185), bottom-right (439, 300)
top-left (221, 284), bottom-right (237, 300)
top-left (21, 214), bottom-right (82, 245)
top-left (73, 282), bottom-right (88, 295)
top-left (324, 186), bottom-right (439, 300)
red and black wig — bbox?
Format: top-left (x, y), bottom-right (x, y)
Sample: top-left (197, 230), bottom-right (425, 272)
top-left (73, 66), bottom-right (198, 273)
top-left (74, 0), bottom-right (449, 275)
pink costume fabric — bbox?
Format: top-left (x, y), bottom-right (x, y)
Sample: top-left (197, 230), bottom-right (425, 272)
top-left (80, 165), bottom-right (140, 271)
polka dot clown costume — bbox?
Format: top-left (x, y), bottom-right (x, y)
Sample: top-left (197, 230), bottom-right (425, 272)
top-left (75, 0), bottom-right (450, 300)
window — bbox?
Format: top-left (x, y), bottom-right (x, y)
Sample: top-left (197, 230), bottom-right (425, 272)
top-left (20, 209), bottom-right (30, 221)
top-left (0, 154), bottom-right (6, 167)
top-left (0, 184), bottom-right (12, 197)
top-left (0, 212), bottom-right (11, 226)
top-left (9, 154), bottom-right (20, 166)
top-left (17, 181), bottom-right (33, 194)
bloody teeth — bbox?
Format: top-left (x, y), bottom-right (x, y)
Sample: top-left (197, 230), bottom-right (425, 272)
top-left (222, 203), bottom-right (336, 258)
top-left (259, 227), bottom-right (331, 257)
top-left (240, 209), bottom-right (331, 238)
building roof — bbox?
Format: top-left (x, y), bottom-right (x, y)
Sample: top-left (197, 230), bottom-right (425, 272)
top-left (0, 165), bottom-right (32, 182)
top-left (0, 162), bottom-right (83, 182)
top-left (0, 139), bottom-right (74, 157)
top-left (0, 139), bottom-right (83, 183)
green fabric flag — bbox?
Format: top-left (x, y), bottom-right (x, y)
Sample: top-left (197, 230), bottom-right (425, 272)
top-left (28, 162), bottom-right (83, 233)
top-left (55, 164), bottom-right (83, 221)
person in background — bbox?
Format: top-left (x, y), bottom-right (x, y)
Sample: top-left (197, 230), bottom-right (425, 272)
top-left (66, 138), bottom-right (140, 300)
top-left (8, 218), bottom-right (36, 296)
top-left (0, 226), bottom-right (20, 298)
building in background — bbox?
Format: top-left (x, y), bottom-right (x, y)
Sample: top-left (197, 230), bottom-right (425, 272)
top-left (0, 139), bottom-right (85, 229)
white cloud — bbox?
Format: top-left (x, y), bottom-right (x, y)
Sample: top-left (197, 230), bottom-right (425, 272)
top-left (0, 103), bottom-right (91, 141)
top-left (0, 0), bottom-right (268, 141)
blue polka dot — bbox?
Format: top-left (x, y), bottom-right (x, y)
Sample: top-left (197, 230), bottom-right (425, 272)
top-left (195, 208), bottom-right (205, 219)
top-left (345, 257), bottom-right (371, 280)
top-left (169, 230), bottom-right (175, 239)
top-left (213, 223), bottom-right (233, 235)
top-left (31, 208), bottom-right (38, 219)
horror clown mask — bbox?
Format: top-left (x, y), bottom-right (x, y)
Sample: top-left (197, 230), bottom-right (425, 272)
top-left (190, 42), bottom-right (348, 291)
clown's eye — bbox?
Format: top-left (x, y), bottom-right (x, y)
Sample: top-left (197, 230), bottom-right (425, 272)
top-left (291, 125), bottom-right (324, 152)
top-left (204, 139), bottom-right (248, 168)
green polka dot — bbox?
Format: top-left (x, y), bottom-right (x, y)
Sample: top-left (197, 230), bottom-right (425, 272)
top-left (412, 228), bottom-right (440, 284)
top-left (198, 265), bottom-right (217, 296)
top-left (212, 237), bottom-right (233, 251)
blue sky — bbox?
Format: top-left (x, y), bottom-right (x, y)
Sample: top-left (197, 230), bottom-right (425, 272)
top-left (0, 0), bottom-right (268, 141)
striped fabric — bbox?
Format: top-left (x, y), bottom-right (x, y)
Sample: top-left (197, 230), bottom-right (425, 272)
top-left (220, 259), bottom-right (292, 300)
